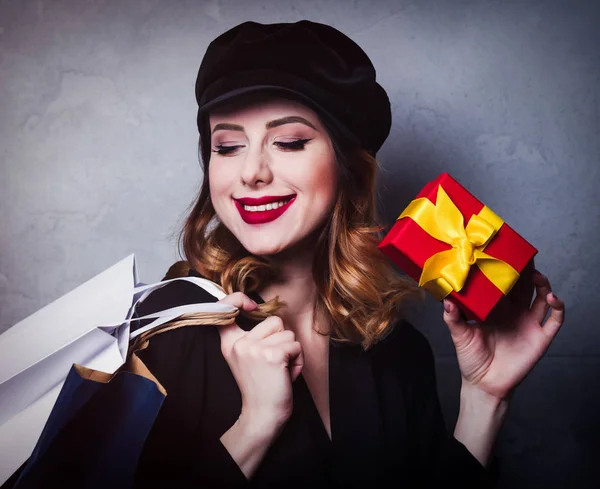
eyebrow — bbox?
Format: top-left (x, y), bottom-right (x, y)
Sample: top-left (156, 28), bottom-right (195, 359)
top-left (212, 122), bottom-right (244, 134)
top-left (266, 116), bottom-right (317, 130)
top-left (211, 115), bottom-right (318, 134)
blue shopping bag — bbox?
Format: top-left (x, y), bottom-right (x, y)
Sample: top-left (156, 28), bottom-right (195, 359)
top-left (12, 354), bottom-right (165, 489)
top-left (10, 309), bottom-right (238, 488)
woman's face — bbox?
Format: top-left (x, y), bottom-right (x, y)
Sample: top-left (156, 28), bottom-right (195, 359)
top-left (208, 97), bottom-right (339, 257)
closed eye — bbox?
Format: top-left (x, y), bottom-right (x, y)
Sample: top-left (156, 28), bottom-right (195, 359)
top-left (212, 144), bottom-right (244, 156)
top-left (213, 138), bottom-right (312, 156)
top-left (275, 138), bottom-right (312, 151)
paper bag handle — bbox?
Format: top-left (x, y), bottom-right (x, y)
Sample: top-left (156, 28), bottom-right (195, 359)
top-left (77, 278), bottom-right (240, 396)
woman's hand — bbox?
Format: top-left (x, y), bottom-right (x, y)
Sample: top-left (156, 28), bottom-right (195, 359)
top-left (218, 292), bottom-right (303, 427)
top-left (442, 262), bottom-right (566, 402)
top-left (215, 292), bottom-right (303, 479)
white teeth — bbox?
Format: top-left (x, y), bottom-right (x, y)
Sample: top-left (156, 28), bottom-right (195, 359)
top-left (243, 199), bottom-right (291, 212)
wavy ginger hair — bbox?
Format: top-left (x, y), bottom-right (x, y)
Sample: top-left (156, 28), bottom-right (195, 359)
top-left (179, 108), bottom-right (423, 350)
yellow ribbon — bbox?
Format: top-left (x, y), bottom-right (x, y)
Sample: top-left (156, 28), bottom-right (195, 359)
top-left (398, 185), bottom-right (520, 300)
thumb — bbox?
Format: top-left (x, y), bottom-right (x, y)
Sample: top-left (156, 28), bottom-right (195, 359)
top-left (217, 292), bottom-right (258, 352)
top-left (443, 298), bottom-right (471, 342)
top-left (217, 291), bottom-right (259, 312)
top-left (218, 322), bottom-right (246, 354)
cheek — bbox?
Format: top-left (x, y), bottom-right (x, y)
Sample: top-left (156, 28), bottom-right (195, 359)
top-left (281, 143), bottom-right (337, 186)
top-left (208, 164), bottom-right (231, 197)
top-left (208, 164), bottom-right (235, 219)
top-left (299, 155), bottom-right (338, 206)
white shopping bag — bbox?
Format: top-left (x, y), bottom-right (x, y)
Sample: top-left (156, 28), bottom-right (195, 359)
top-left (0, 254), bottom-right (236, 485)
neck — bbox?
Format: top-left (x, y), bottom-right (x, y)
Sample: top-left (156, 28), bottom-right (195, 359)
top-left (258, 241), bottom-right (323, 337)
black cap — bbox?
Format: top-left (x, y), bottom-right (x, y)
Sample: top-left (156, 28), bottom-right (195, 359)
top-left (195, 20), bottom-right (391, 164)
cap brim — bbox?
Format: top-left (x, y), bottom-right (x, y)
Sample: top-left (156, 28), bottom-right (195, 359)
top-left (199, 85), bottom-right (320, 114)
top-left (197, 84), bottom-right (360, 147)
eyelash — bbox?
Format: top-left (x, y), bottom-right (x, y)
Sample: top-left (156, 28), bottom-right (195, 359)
top-left (277, 138), bottom-right (312, 151)
top-left (212, 145), bottom-right (243, 156)
top-left (212, 138), bottom-right (312, 156)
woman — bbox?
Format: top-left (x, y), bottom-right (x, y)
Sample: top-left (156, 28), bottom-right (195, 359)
top-left (132, 21), bottom-right (564, 488)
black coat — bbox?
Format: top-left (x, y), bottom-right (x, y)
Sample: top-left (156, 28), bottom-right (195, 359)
top-left (132, 270), bottom-right (494, 489)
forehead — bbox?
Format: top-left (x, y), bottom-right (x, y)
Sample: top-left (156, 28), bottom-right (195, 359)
top-left (208, 95), bottom-right (322, 128)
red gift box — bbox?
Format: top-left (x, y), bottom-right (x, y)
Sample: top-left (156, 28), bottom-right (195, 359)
top-left (377, 173), bottom-right (537, 322)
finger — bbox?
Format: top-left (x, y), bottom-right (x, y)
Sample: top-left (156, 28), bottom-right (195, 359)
top-left (289, 345), bottom-right (304, 382)
top-left (281, 341), bottom-right (303, 362)
top-left (443, 298), bottom-right (472, 344)
top-left (264, 341), bottom-right (303, 365)
top-left (542, 292), bottom-right (565, 341)
top-left (247, 315), bottom-right (285, 340)
top-left (217, 292), bottom-right (259, 312)
top-left (216, 293), bottom-right (258, 352)
top-left (530, 271), bottom-right (552, 322)
top-left (508, 262), bottom-right (535, 310)
top-left (260, 329), bottom-right (296, 346)
top-left (218, 322), bottom-right (247, 353)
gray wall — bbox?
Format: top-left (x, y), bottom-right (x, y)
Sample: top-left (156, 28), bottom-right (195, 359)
top-left (1, 0), bottom-right (598, 487)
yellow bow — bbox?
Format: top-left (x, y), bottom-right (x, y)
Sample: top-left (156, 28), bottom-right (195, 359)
top-left (398, 185), bottom-right (520, 300)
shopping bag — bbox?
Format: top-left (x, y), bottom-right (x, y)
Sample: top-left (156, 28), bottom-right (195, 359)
top-left (0, 254), bottom-right (237, 486)
top-left (12, 298), bottom-right (239, 489)
top-left (9, 365), bottom-right (165, 489)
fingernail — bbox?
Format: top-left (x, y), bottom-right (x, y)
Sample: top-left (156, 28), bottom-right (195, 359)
top-left (443, 300), bottom-right (452, 313)
top-left (550, 293), bottom-right (557, 301)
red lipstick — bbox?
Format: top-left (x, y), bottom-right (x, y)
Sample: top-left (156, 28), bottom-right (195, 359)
top-left (234, 195), bottom-right (296, 224)
top-left (235, 194), bottom-right (296, 206)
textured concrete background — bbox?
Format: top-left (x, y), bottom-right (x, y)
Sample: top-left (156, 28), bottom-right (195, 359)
top-left (1, 0), bottom-right (598, 486)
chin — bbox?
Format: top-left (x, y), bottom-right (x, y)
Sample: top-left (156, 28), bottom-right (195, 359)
top-left (239, 239), bottom-right (291, 257)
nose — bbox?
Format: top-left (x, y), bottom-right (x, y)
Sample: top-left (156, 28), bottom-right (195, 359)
top-left (240, 143), bottom-right (273, 187)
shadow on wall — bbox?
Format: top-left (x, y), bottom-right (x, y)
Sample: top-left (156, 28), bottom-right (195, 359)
top-left (494, 357), bottom-right (600, 488)
top-left (375, 124), bottom-right (461, 226)
top-left (375, 135), bottom-right (600, 488)
top-left (432, 355), bottom-right (600, 489)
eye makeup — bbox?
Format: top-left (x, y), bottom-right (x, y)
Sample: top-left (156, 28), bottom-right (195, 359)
top-left (212, 144), bottom-right (244, 155)
top-left (212, 137), bottom-right (313, 156)
top-left (274, 138), bottom-right (312, 151)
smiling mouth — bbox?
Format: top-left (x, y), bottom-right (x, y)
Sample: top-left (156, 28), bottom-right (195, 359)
top-left (234, 196), bottom-right (296, 224)
top-left (241, 197), bottom-right (294, 212)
